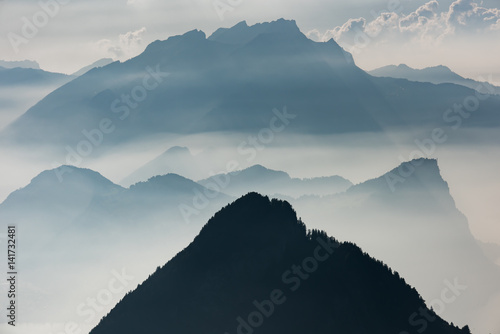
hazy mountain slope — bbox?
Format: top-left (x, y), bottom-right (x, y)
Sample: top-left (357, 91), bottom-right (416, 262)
top-left (369, 64), bottom-right (500, 95)
top-left (120, 146), bottom-right (201, 187)
top-left (0, 165), bottom-right (123, 226)
top-left (90, 193), bottom-right (469, 334)
top-left (3, 19), bottom-right (500, 146)
top-left (0, 165), bottom-right (233, 328)
top-left (0, 66), bottom-right (74, 129)
top-left (198, 164), bottom-right (352, 198)
top-left (287, 158), bottom-right (500, 334)
top-left (0, 66), bottom-right (72, 86)
top-left (72, 58), bottom-right (115, 77)
top-left (0, 59), bottom-right (40, 69)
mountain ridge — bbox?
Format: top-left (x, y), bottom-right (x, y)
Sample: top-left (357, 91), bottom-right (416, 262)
top-left (5, 19), bottom-right (500, 146)
top-left (89, 192), bottom-right (470, 334)
top-left (369, 64), bottom-right (500, 95)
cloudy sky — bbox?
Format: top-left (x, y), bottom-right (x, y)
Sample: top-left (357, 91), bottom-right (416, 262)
top-left (0, 0), bottom-right (499, 82)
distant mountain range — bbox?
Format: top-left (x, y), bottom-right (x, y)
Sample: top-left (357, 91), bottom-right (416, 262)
top-left (120, 146), bottom-right (201, 187)
top-left (0, 59), bottom-right (40, 69)
top-left (3, 19), bottom-right (500, 146)
top-left (283, 158), bottom-right (500, 332)
top-left (0, 66), bottom-right (72, 87)
top-left (0, 58), bottom-right (113, 130)
top-left (89, 193), bottom-right (470, 334)
top-left (0, 65), bottom-right (73, 129)
top-left (369, 64), bottom-right (500, 95)
top-left (1, 158), bottom-right (498, 332)
top-left (198, 164), bottom-right (352, 198)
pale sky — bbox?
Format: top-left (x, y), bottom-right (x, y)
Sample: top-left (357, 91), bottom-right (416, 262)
top-left (0, 0), bottom-right (499, 82)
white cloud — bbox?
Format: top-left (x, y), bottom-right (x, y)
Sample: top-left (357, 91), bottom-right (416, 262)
top-left (310, 0), bottom-right (500, 48)
top-left (447, 0), bottom-right (500, 31)
top-left (96, 27), bottom-right (147, 60)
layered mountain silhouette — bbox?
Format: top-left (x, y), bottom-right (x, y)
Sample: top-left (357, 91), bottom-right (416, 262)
top-left (0, 59), bottom-right (40, 69)
top-left (3, 19), bottom-right (500, 146)
top-left (284, 158), bottom-right (500, 333)
top-left (0, 165), bottom-right (232, 325)
top-left (0, 66), bottom-right (72, 87)
top-left (89, 193), bottom-right (469, 334)
top-left (0, 65), bottom-right (74, 129)
top-left (0, 165), bottom-right (122, 226)
top-left (198, 164), bottom-right (352, 198)
top-left (2, 159), bottom-right (497, 333)
top-left (120, 146), bottom-right (201, 187)
top-left (369, 64), bottom-right (500, 95)
top-left (0, 165), bottom-right (231, 230)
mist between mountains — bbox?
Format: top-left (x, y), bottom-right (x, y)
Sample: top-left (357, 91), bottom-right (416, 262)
top-left (385, 75), bottom-right (497, 192)
top-left (44, 268), bottom-right (135, 334)
top-left (51, 64), bottom-right (170, 182)
top-left (178, 106), bottom-right (296, 224)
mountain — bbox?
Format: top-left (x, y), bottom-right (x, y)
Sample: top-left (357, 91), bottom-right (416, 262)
top-left (0, 66), bottom-right (73, 86)
top-left (0, 165), bottom-right (232, 230)
top-left (0, 59), bottom-right (40, 69)
top-left (198, 164), bottom-right (352, 198)
top-left (4, 19), bottom-right (500, 146)
top-left (285, 158), bottom-right (500, 333)
top-left (0, 165), bottom-right (123, 226)
top-left (86, 172), bottom-right (233, 226)
top-left (71, 58), bottom-right (115, 77)
top-left (0, 165), bottom-right (233, 327)
top-left (89, 193), bottom-right (469, 334)
top-left (0, 66), bottom-right (74, 129)
top-left (369, 64), bottom-right (500, 95)
top-left (120, 146), bottom-right (201, 187)
top-left (208, 19), bottom-right (303, 45)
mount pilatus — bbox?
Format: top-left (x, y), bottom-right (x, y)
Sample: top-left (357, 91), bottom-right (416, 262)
top-left (3, 19), bottom-right (500, 146)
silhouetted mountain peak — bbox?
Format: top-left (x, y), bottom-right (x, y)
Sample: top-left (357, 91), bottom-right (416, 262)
top-left (208, 18), bottom-right (302, 45)
top-left (90, 192), bottom-right (468, 334)
top-left (193, 192), bottom-right (304, 248)
top-left (162, 145), bottom-right (191, 155)
top-left (142, 29), bottom-right (207, 56)
top-left (1, 165), bottom-right (123, 209)
top-left (239, 164), bottom-right (291, 180)
top-left (128, 173), bottom-right (216, 198)
top-left (32, 165), bottom-right (118, 188)
top-left (181, 29), bottom-right (207, 41)
top-left (348, 158), bottom-right (450, 199)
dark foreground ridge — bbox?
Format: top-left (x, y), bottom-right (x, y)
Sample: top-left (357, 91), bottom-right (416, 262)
top-left (90, 193), bottom-right (470, 334)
